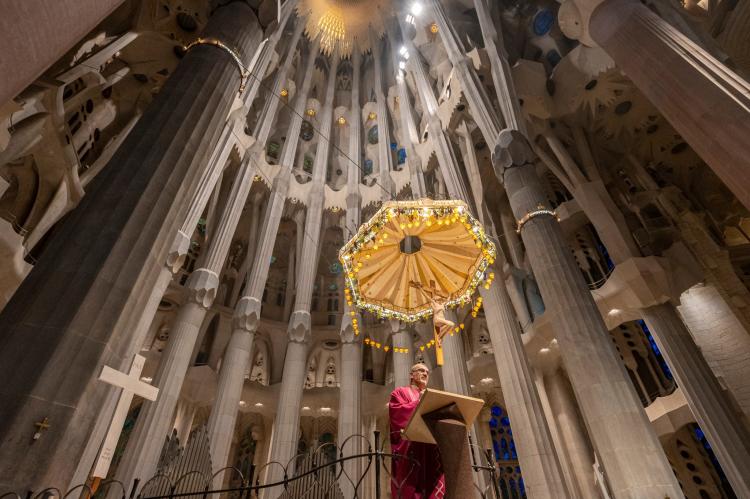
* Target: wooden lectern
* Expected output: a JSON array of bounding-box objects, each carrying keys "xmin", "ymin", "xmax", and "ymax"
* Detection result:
[{"xmin": 402, "ymin": 389, "xmax": 485, "ymax": 498}]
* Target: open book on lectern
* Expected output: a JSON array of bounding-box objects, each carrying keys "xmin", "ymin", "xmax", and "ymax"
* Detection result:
[{"xmin": 401, "ymin": 388, "xmax": 485, "ymax": 444}]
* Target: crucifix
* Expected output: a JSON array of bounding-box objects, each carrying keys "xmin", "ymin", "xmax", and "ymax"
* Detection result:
[
  {"xmin": 410, "ymin": 280, "xmax": 455, "ymax": 366},
  {"xmin": 92, "ymin": 354, "xmax": 159, "ymax": 479},
  {"xmin": 32, "ymin": 417, "xmax": 50, "ymax": 440}
]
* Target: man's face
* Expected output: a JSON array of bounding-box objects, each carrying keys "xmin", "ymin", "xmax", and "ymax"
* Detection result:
[{"xmin": 410, "ymin": 364, "xmax": 429, "ymax": 389}]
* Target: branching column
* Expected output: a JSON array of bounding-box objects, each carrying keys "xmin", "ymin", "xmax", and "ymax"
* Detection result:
[
  {"xmin": 0, "ymin": 3, "xmax": 260, "ymax": 491},
  {"xmin": 265, "ymin": 50, "xmax": 339, "ymax": 491},
  {"xmin": 495, "ymin": 130, "xmax": 682, "ymax": 497},
  {"xmin": 472, "ymin": 0, "xmax": 526, "ymax": 135},
  {"xmin": 589, "ymin": 0, "xmax": 750, "ymax": 210},
  {"xmin": 425, "ymin": 0, "xmax": 502, "ymax": 148}
]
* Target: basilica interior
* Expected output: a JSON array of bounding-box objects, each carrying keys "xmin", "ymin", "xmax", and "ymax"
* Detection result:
[{"xmin": 1, "ymin": 0, "xmax": 750, "ymax": 497}]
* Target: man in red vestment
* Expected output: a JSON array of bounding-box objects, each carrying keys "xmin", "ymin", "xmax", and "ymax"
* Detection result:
[{"xmin": 388, "ymin": 363, "xmax": 445, "ymax": 498}]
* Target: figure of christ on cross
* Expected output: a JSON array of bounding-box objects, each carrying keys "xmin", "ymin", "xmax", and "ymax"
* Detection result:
[
  {"xmin": 409, "ymin": 280, "xmax": 455, "ymax": 365},
  {"xmin": 388, "ymin": 363, "xmax": 445, "ymax": 498}
]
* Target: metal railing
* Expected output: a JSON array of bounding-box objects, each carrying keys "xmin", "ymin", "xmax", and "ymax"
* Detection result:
[{"xmin": 2, "ymin": 432, "xmax": 502, "ymax": 499}]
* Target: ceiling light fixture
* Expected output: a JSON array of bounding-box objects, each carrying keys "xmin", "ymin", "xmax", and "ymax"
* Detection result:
[{"xmin": 410, "ymin": 3, "xmax": 423, "ymax": 15}]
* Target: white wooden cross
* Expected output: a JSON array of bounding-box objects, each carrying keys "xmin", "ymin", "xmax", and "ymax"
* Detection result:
[{"xmin": 92, "ymin": 354, "xmax": 159, "ymax": 478}]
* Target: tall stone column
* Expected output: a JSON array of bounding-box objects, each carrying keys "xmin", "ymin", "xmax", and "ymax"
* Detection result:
[
  {"xmin": 370, "ymin": 30, "xmax": 394, "ymax": 200},
  {"xmin": 264, "ymin": 49, "xmax": 339, "ymax": 493},
  {"xmin": 390, "ymin": 321, "xmax": 414, "ymax": 387},
  {"xmin": 495, "ymin": 130, "xmax": 682, "ymax": 497},
  {"xmin": 534, "ymin": 372, "xmax": 580, "ymax": 497},
  {"xmin": 71, "ymin": 85, "xmax": 243, "ymax": 489},
  {"xmin": 387, "ymin": 24, "xmax": 426, "ymax": 199},
  {"xmin": 206, "ymin": 317, "xmax": 255, "ymax": 480},
  {"xmin": 173, "ymin": 399, "xmax": 197, "ymax": 446},
  {"xmin": 401, "ymin": 22, "xmax": 568, "ymax": 495},
  {"xmin": 230, "ymin": 193, "xmax": 264, "ymax": 306},
  {"xmin": 345, "ymin": 47, "xmax": 363, "ymax": 238},
  {"xmin": 587, "ymin": 0, "xmax": 750, "ymax": 210},
  {"xmin": 338, "ymin": 49, "xmax": 363, "ymax": 498},
  {"xmin": 0, "ymin": 3, "xmax": 260, "ymax": 491},
  {"xmin": 475, "ymin": 408, "xmax": 493, "ymax": 455},
  {"xmin": 545, "ymin": 368, "xmax": 599, "ymax": 499},
  {"xmin": 641, "ymin": 303, "xmax": 750, "ymax": 496},
  {"xmin": 479, "ymin": 283, "xmax": 569, "ymax": 498},
  {"xmin": 116, "ymin": 145, "xmax": 260, "ymax": 484},
  {"xmin": 338, "ymin": 313, "xmax": 362, "ymax": 499}
]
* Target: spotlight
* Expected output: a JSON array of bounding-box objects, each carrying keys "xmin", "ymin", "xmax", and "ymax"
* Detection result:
[{"xmin": 410, "ymin": 3, "xmax": 423, "ymax": 15}]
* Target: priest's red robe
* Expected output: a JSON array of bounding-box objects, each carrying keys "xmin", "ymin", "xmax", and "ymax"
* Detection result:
[{"xmin": 388, "ymin": 385, "xmax": 445, "ymax": 498}]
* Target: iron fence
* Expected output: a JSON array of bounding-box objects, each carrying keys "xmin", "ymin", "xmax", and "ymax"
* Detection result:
[{"xmin": 1, "ymin": 431, "xmax": 502, "ymax": 499}]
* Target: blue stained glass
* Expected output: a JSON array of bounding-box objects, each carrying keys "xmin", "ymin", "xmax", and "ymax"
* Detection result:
[
  {"xmin": 397, "ymin": 148, "xmax": 407, "ymax": 165},
  {"xmin": 501, "ymin": 416, "xmax": 510, "ymax": 427},
  {"xmin": 364, "ymin": 159, "xmax": 373, "ymax": 175},
  {"xmin": 638, "ymin": 320, "xmax": 673, "ymax": 379},
  {"xmin": 519, "ymin": 477, "xmax": 526, "ymax": 494},
  {"xmin": 489, "ymin": 417, "xmax": 499, "ymax": 428},
  {"xmin": 491, "ymin": 405, "xmax": 502, "ymax": 417},
  {"xmin": 695, "ymin": 427, "xmax": 706, "ymax": 442},
  {"xmin": 390, "ymin": 141, "xmax": 397, "ymax": 151},
  {"xmin": 508, "ymin": 429, "xmax": 512, "ymax": 436},
  {"xmin": 532, "ymin": 9, "xmax": 554, "ymax": 36}
]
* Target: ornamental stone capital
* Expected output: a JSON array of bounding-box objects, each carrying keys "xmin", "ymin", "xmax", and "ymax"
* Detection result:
[
  {"xmin": 184, "ymin": 268, "xmax": 220, "ymax": 308},
  {"xmin": 288, "ymin": 310, "xmax": 311, "ymax": 343},
  {"xmin": 492, "ymin": 129, "xmax": 537, "ymax": 179},
  {"xmin": 233, "ymin": 295, "xmax": 262, "ymax": 332},
  {"xmin": 166, "ymin": 230, "xmax": 192, "ymax": 273},
  {"xmin": 339, "ymin": 313, "xmax": 360, "ymax": 344}
]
